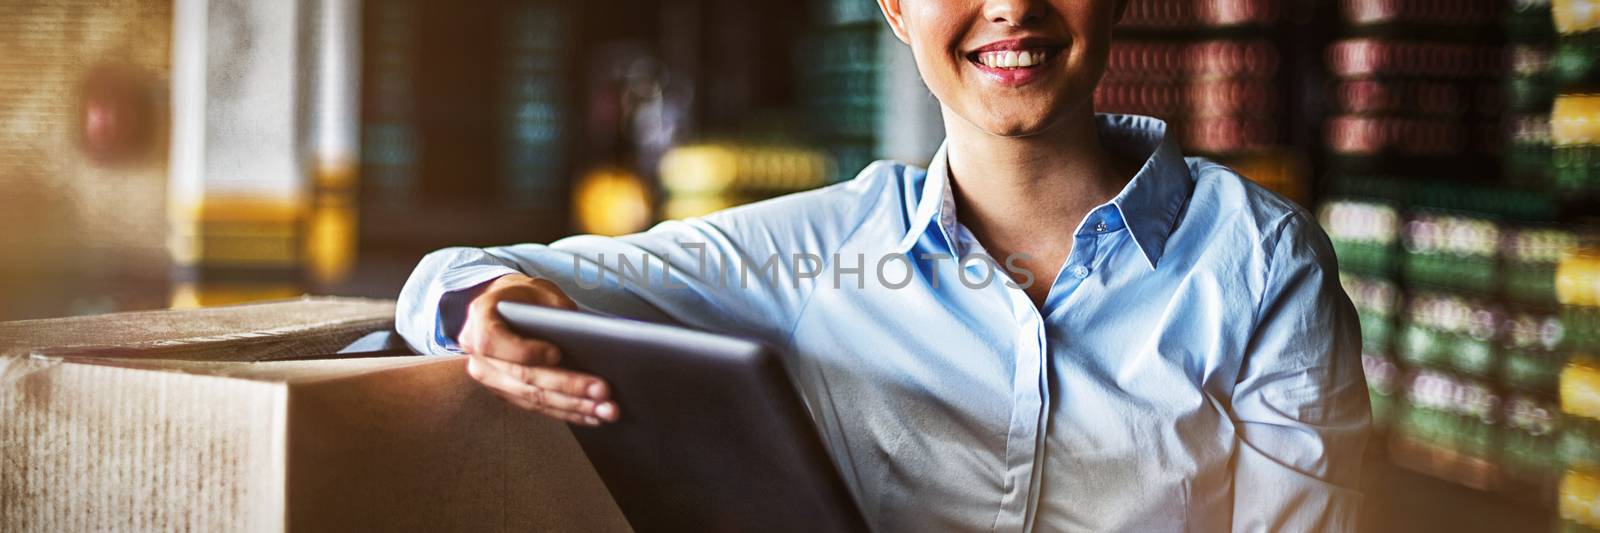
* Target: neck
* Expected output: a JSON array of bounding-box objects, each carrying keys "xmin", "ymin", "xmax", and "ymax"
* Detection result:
[{"xmin": 942, "ymin": 107, "xmax": 1132, "ymax": 259}]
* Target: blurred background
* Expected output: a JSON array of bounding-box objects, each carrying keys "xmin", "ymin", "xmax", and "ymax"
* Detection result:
[{"xmin": 3, "ymin": 0, "xmax": 1600, "ymax": 530}]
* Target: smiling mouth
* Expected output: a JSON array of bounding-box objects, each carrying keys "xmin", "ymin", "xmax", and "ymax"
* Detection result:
[{"xmin": 969, "ymin": 48, "xmax": 1055, "ymax": 69}]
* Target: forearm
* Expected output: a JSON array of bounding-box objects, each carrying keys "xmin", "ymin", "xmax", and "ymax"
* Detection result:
[{"xmin": 396, "ymin": 227, "xmax": 806, "ymax": 354}]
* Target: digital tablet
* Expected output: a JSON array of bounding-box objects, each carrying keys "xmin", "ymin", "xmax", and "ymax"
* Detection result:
[{"xmin": 495, "ymin": 301, "xmax": 870, "ymax": 533}]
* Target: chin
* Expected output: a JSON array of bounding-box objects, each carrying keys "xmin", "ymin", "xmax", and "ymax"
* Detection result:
[
  {"xmin": 983, "ymin": 119, "xmax": 1052, "ymax": 138},
  {"xmin": 973, "ymin": 102, "xmax": 1074, "ymax": 138}
]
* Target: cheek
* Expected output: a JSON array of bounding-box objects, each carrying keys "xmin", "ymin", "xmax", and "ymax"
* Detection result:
[
  {"xmin": 902, "ymin": 0, "xmax": 966, "ymax": 39},
  {"xmin": 904, "ymin": 34, "xmax": 966, "ymax": 105},
  {"xmin": 910, "ymin": 47, "xmax": 978, "ymax": 126},
  {"xmin": 900, "ymin": 1, "xmax": 968, "ymax": 74}
]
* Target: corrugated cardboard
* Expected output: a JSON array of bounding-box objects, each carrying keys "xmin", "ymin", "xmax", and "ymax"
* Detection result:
[
  {"xmin": 0, "ymin": 299, "xmax": 631, "ymax": 532},
  {"xmin": 0, "ymin": 296, "xmax": 399, "ymax": 363}
]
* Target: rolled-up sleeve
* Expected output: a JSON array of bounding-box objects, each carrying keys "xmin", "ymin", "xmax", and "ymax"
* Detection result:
[
  {"xmin": 393, "ymin": 178, "xmax": 882, "ymax": 355},
  {"xmin": 1230, "ymin": 214, "xmax": 1371, "ymax": 532},
  {"xmin": 395, "ymin": 246, "xmax": 525, "ymax": 354}
]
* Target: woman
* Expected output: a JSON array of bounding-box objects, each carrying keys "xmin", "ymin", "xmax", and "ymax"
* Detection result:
[{"xmin": 396, "ymin": 0, "xmax": 1369, "ymax": 531}]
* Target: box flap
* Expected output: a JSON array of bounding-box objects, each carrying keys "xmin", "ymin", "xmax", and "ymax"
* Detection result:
[
  {"xmin": 0, "ymin": 296, "xmax": 396, "ymax": 362},
  {"xmin": 38, "ymin": 355, "xmax": 447, "ymax": 385}
]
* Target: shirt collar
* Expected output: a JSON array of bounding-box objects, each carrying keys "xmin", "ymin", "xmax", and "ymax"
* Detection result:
[{"xmin": 895, "ymin": 113, "xmax": 1193, "ymax": 270}]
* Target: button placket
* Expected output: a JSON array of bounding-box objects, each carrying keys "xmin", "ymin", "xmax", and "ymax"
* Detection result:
[
  {"xmin": 990, "ymin": 262, "xmax": 1047, "ymax": 533},
  {"xmin": 995, "ymin": 210, "xmax": 1113, "ymax": 529}
]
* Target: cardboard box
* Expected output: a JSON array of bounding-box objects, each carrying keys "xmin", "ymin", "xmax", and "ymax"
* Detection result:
[
  {"xmin": 0, "ymin": 296, "xmax": 402, "ymax": 362},
  {"xmin": 1, "ymin": 299, "xmax": 630, "ymax": 532}
]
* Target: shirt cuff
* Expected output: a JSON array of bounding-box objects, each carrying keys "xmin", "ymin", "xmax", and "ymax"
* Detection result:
[{"xmin": 431, "ymin": 266, "xmax": 522, "ymax": 352}]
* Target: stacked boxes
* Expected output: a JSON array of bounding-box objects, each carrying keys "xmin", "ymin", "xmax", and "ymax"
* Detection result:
[
  {"xmin": 1348, "ymin": 272, "xmax": 1405, "ymax": 431},
  {"xmin": 1500, "ymin": 223, "xmax": 1576, "ymax": 499},
  {"xmin": 1559, "ymin": 250, "xmax": 1600, "ymax": 531},
  {"xmin": 0, "ymin": 299, "xmax": 629, "ymax": 531},
  {"xmin": 1378, "ymin": 186, "xmax": 1576, "ymax": 498},
  {"xmin": 1509, "ymin": 0, "xmax": 1557, "ymax": 187},
  {"xmin": 1552, "ymin": 0, "xmax": 1600, "ymax": 193},
  {"xmin": 1499, "ymin": 0, "xmax": 1578, "ymax": 504},
  {"xmin": 1097, "ymin": 39, "xmax": 1282, "ymax": 154},
  {"xmin": 1096, "ymin": 0, "xmax": 1308, "ymax": 203},
  {"xmin": 1550, "ymin": 0, "xmax": 1600, "ymax": 526},
  {"xmin": 1322, "ymin": 0, "xmax": 1506, "ymax": 485},
  {"xmin": 1317, "ymin": 0, "xmax": 1600, "ymax": 512},
  {"xmin": 1321, "ymin": 177, "xmax": 1408, "ymax": 443},
  {"xmin": 1321, "ymin": 190, "xmax": 1407, "ymax": 437},
  {"xmin": 1323, "ymin": 0, "xmax": 1506, "ymax": 230},
  {"xmin": 1553, "ymin": 94, "xmax": 1600, "ymax": 192},
  {"xmin": 1500, "ymin": 303, "xmax": 1566, "ymax": 498},
  {"xmin": 1392, "ymin": 288, "xmax": 1506, "ymax": 489},
  {"xmin": 1325, "ymin": 41, "xmax": 1504, "ymax": 161}
]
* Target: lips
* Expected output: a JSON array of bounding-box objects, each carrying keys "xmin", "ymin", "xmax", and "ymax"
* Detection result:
[
  {"xmin": 973, "ymin": 49, "xmax": 1050, "ymax": 68},
  {"xmin": 964, "ymin": 38, "xmax": 1066, "ymax": 86}
]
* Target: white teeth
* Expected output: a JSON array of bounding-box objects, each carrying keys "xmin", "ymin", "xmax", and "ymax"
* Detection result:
[{"xmin": 977, "ymin": 49, "xmax": 1048, "ymax": 69}]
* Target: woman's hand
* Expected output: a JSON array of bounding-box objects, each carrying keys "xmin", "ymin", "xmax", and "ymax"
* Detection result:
[{"xmin": 459, "ymin": 273, "xmax": 619, "ymax": 426}]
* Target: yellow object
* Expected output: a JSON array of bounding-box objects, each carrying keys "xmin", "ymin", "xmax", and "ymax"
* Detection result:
[
  {"xmin": 170, "ymin": 197, "xmax": 304, "ymax": 267},
  {"xmin": 660, "ymin": 145, "xmax": 740, "ymax": 193},
  {"xmin": 169, "ymin": 282, "xmax": 304, "ymax": 309},
  {"xmin": 1555, "ymin": 0, "xmax": 1600, "ymax": 34},
  {"xmin": 1563, "ymin": 360, "xmax": 1600, "ymax": 419},
  {"xmin": 305, "ymin": 160, "xmax": 360, "ymax": 285},
  {"xmin": 659, "ymin": 143, "xmax": 829, "ymax": 195},
  {"xmin": 1559, "ymin": 250, "xmax": 1600, "ymax": 306},
  {"xmin": 1553, "ymin": 95, "xmax": 1600, "ymax": 146},
  {"xmin": 662, "ymin": 195, "xmax": 740, "ymax": 220},
  {"xmin": 1563, "ymin": 469, "xmax": 1600, "ymax": 527},
  {"xmin": 305, "ymin": 199, "xmax": 357, "ymax": 285},
  {"xmin": 573, "ymin": 165, "xmax": 654, "ymax": 236}
]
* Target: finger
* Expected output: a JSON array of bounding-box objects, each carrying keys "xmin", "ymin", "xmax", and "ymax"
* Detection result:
[
  {"xmin": 473, "ymin": 355, "xmax": 604, "ymax": 416},
  {"xmin": 478, "ymin": 354, "xmax": 605, "ymax": 399},
  {"xmin": 467, "ymin": 340, "xmax": 604, "ymax": 398},
  {"xmin": 483, "ymin": 383, "xmax": 538, "ymax": 411},
  {"xmin": 475, "ymin": 317, "xmax": 562, "ymax": 366},
  {"xmin": 480, "ymin": 383, "xmax": 598, "ymax": 426},
  {"xmin": 471, "ymin": 355, "xmax": 609, "ymax": 416},
  {"xmin": 536, "ymin": 405, "xmax": 601, "ymax": 426},
  {"xmin": 481, "ymin": 369, "xmax": 571, "ymax": 419},
  {"xmin": 486, "ymin": 388, "xmax": 600, "ymax": 426},
  {"xmin": 474, "ymin": 364, "xmax": 616, "ymax": 425},
  {"xmin": 476, "ymin": 355, "xmax": 618, "ymax": 421}
]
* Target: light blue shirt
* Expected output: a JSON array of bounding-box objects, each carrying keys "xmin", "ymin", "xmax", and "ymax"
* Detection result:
[{"xmin": 396, "ymin": 114, "xmax": 1369, "ymax": 532}]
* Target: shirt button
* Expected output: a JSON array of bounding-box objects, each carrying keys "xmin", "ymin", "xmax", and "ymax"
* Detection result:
[
  {"xmin": 1071, "ymin": 265, "xmax": 1090, "ymax": 278},
  {"xmin": 1093, "ymin": 220, "xmax": 1108, "ymax": 233}
]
